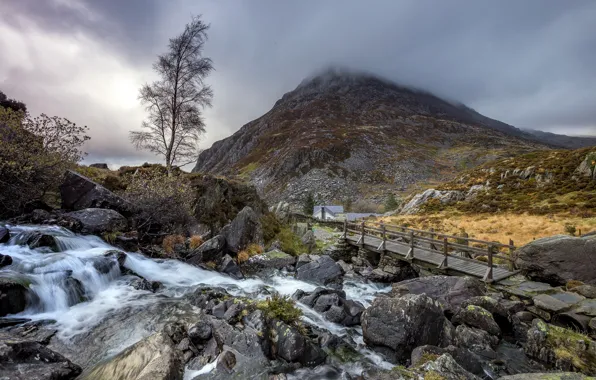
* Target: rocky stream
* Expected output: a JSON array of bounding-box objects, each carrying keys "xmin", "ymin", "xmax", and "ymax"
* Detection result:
[{"xmin": 1, "ymin": 222, "xmax": 596, "ymax": 380}]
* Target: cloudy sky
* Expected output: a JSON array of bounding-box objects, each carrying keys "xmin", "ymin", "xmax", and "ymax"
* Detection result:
[{"xmin": 1, "ymin": 0, "xmax": 595, "ymax": 168}]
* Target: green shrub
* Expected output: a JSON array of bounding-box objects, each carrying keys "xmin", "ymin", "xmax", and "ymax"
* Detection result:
[
  {"xmin": 276, "ymin": 227, "xmax": 306, "ymax": 256},
  {"xmin": 564, "ymin": 223, "xmax": 577, "ymax": 236},
  {"xmin": 123, "ymin": 171, "xmax": 194, "ymax": 235},
  {"xmin": 0, "ymin": 106, "xmax": 89, "ymax": 217},
  {"xmin": 261, "ymin": 212, "xmax": 282, "ymax": 245},
  {"xmin": 257, "ymin": 294, "xmax": 302, "ymax": 325}
]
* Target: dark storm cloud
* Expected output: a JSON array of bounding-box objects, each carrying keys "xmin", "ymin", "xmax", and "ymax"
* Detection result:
[{"xmin": 0, "ymin": 0, "xmax": 594, "ymax": 168}]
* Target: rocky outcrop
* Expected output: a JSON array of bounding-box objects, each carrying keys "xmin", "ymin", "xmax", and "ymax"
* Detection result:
[
  {"xmin": 293, "ymin": 287, "xmax": 365, "ymax": 326},
  {"xmin": 0, "ymin": 331, "xmax": 82, "ymax": 380},
  {"xmin": 296, "ymin": 255, "xmax": 343, "ymax": 287},
  {"xmin": 241, "ymin": 250, "xmax": 296, "ymax": 274},
  {"xmin": 361, "ymin": 294, "xmax": 454, "ymax": 363},
  {"xmin": 268, "ymin": 320, "xmax": 326, "ymax": 366},
  {"xmin": 524, "ymin": 319, "xmax": 596, "ymax": 375},
  {"xmin": 391, "ymin": 276, "xmax": 486, "ymax": 314},
  {"xmin": 513, "ymin": 234, "xmax": 596, "ymax": 286},
  {"xmin": 222, "ymin": 206, "xmax": 263, "ymax": 254},
  {"xmin": 189, "ymin": 174, "xmax": 267, "ymax": 234},
  {"xmin": 401, "ymin": 189, "xmax": 466, "ymax": 214},
  {"xmin": 64, "ymin": 208, "xmax": 127, "ymax": 234},
  {"xmin": 60, "ymin": 170, "xmax": 136, "ymax": 216},
  {"xmin": 0, "ymin": 277, "xmax": 28, "ymax": 317},
  {"xmin": 186, "ymin": 235, "xmax": 226, "ymax": 266},
  {"xmin": 574, "ymin": 152, "xmax": 596, "ymax": 180},
  {"xmin": 81, "ymin": 328, "xmax": 184, "ymax": 380}
]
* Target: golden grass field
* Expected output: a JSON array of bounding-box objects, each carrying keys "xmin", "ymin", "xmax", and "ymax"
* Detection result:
[{"xmin": 379, "ymin": 212, "xmax": 596, "ymax": 247}]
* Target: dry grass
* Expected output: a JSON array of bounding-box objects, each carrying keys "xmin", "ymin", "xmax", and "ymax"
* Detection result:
[
  {"xmin": 162, "ymin": 234, "xmax": 186, "ymax": 255},
  {"xmin": 237, "ymin": 243, "xmax": 264, "ymax": 264},
  {"xmin": 189, "ymin": 235, "xmax": 204, "ymax": 250},
  {"xmin": 380, "ymin": 212, "xmax": 596, "ymax": 247}
]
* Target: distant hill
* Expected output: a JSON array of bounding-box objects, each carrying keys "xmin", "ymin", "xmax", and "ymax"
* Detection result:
[
  {"xmin": 193, "ymin": 68, "xmax": 587, "ymax": 206},
  {"xmin": 402, "ymin": 147, "xmax": 596, "ymax": 216}
]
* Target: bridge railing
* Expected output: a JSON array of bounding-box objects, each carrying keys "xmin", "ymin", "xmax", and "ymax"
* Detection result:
[{"xmin": 343, "ymin": 220, "xmax": 517, "ymax": 283}]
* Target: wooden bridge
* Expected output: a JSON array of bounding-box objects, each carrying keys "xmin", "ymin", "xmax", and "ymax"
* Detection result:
[{"xmin": 343, "ymin": 221, "xmax": 519, "ymax": 283}]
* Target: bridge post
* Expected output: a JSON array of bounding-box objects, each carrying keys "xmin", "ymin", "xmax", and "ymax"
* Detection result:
[
  {"xmin": 430, "ymin": 228, "xmax": 437, "ymax": 251},
  {"xmin": 405, "ymin": 231, "xmax": 415, "ymax": 261},
  {"xmin": 357, "ymin": 221, "xmax": 365, "ymax": 247},
  {"xmin": 508, "ymin": 239, "xmax": 515, "ymax": 271},
  {"xmin": 483, "ymin": 244, "xmax": 494, "ymax": 283},
  {"xmin": 342, "ymin": 220, "xmax": 348, "ymax": 239},
  {"xmin": 438, "ymin": 237, "xmax": 448, "ymax": 270},
  {"xmin": 377, "ymin": 222, "xmax": 387, "ymax": 252}
]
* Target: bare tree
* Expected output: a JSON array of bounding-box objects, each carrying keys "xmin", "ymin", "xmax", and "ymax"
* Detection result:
[{"xmin": 131, "ymin": 16, "xmax": 213, "ymax": 174}]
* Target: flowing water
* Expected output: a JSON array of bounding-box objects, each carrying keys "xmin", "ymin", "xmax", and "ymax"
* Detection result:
[{"xmin": 1, "ymin": 225, "xmax": 393, "ymax": 377}]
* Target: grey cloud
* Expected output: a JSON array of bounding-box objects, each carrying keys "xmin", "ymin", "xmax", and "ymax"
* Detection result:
[{"xmin": 0, "ymin": 0, "xmax": 594, "ymax": 167}]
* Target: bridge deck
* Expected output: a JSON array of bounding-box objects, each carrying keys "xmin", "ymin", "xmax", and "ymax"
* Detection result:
[{"xmin": 345, "ymin": 234, "xmax": 516, "ymax": 283}]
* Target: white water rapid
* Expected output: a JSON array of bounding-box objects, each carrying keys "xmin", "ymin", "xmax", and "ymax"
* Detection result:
[{"xmin": 1, "ymin": 225, "xmax": 393, "ymax": 377}]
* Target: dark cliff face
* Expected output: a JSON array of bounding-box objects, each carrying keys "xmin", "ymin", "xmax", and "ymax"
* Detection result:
[{"xmin": 193, "ymin": 69, "xmax": 551, "ymax": 205}]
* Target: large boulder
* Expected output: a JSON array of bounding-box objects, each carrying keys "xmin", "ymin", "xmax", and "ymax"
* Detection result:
[
  {"xmin": 452, "ymin": 305, "xmax": 501, "ymax": 336},
  {"xmin": 513, "ymin": 234, "xmax": 596, "ymax": 286},
  {"xmin": 241, "ymin": 249, "xmax": 296, "ymax": 274},
  {"xmin": 64, "ymin": 208, "xmax": 127, "ymax": 234},
  {"xmin": 296, "ymin": 255, "xmax": 343, "ymax": 287},
  {"xmin": 0, "ymin": 254, "xmax": 12, "ymax": 268},
  {"xmin": 574, "ymin": 152, "xmax": 596, "ymax": 180},
  {"xmin": 60, "ymin": 170, "xmax": 136, "ymax": 216},
  {"xmin": 222, "ymin": 206, "xmax": 264, "ymax": 254},
  {"xmin": 81, "ymin": 329, "xmax": 184, "ymax": 380},
  {"xmin": 0, "ymin": 331, "xmax": 82, "ymax": 380},
  {"xmin": 218, "ymin": 254, "xmax": 244, "ymax": 279},
  {"xmin": 361, "ymin": 294, "xmax": 454, "ymax": 363},
  {"xmin": 401, "ymin": 189, "xmax": 465, "ymax": 214},
  {"xmin": 391, "ymin": 276, "xmax": 486, "ymax": 315},
  {"xmin": 293, "ymin": 287, "xmax": 365, "ymax": 326},
  {"xmin": 186, "ymin": 235, "xmax": 226, "ymax": 266},
  {"xmin": 0, "ymin": 277, "xmax": 28, "ymax": 317},
  {"xmin": 268, "ymin": 320, "xmax": 326, "ymax": 366}
]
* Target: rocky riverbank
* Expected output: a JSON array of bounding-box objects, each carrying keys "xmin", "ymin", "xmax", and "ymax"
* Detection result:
[{"xmin": 1, "ymin": 170, "xmax": 596, "ymax": 380}]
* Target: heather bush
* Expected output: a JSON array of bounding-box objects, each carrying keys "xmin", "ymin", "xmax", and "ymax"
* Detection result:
[
  {"xmin": 123, "ymin": 171, "xmax": 195, "ymax": 235},
  {"xmin": 0, "ymin": 106, "xmax": 89, "ymax": 217}
]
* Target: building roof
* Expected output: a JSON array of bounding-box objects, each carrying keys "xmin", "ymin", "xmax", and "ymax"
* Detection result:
[{"xmin": 313, "ymin": 205, "xmax": 344, "ymax": 215}]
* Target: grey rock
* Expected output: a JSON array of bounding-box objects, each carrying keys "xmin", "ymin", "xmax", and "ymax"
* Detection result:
[
  {"xmin": 210, "ymin": 318, "xmax": 267, "ymax": 360},
  {"xmin": 217, "ymin": 254, "xmax": 243, "ymax": 280},
  {"xmin": 532, "ymin": 294, "xmax": 575, "ymax": 313},
  {"xmin": 222, "ymin": 206, "xmax": 263, "ymax": 254},
  {"xmin": 0, "ymin": 226, "xmax": 10, "ymax": 243},
  {"xmin": 301, "ymin": 230, "xmax": 316, "ymax": 253},
  {"xmin": 296, "ymin": 253, "xmax": 312, "ymax": 269},
  {"xmin": 81, "ymin": 329, "xmax": 183, "ymax": 380},
  {"xmin": 574, "ymin": 152, "xmax": 596, "ymax": 180},
  {"xmin": 269, "ymin": 320, "xmax": 326, "ymax": 366},
  {"xmin": 392, "ymin": 275, "xmax": 486, "ymax": 314},
  {"xmin": 513, "ymin": 234, "xmax": 596, "ymax": 286},
  {"xmin": 419, "ymin": 353, "xmax": 480, "ymax": 380},
  {"xmin": 452, "ymin": 305, "xmax": 501, "ymax": 336},
  {"xmin": 60, "ymin": 170, "xmax": 136, "ymax": 216},
  {"xmin": 363, "ymin": 265, "xmax": 417, "ymax": 284},
  {"xmin": 242, "ymin": 250, "xmax": 296, "ymax": 274},
  {"xmin": 454, "ymin": 325, "xmax": 498, "ymax": 352},
  {"xmin": 0, "ymin": 331, "xmax": 82, "ymax": 380},
  {"xmin": 188, "ymin": 321, "xmax": 212, "ymax": 344},
  {"xmin": 186, "ymin": 235, "xmax": 226, "ymax": 266},
  {"xmin": 0, "ymin": 277, "xmax": 28, "ymax": 317},
  {"xmin": 65, "ymin": 208, "xmax": 127, "ymax": 234},
  {"xmin": 296, "ymin": 255, "xmax": 342, "ymax": 286},
  {"xmin": 571, "ymin": 284, "xmax": 596, "ymax": 299},
  {"xmin": 361, "ymin": 294, "xmax": 453, "ymax": 363},
  {"xmin": 0, "ymin": 254, "xmax": 12, "ymax": 268},
  {"xmin": 401, "ymin": 189, "xmax": 465, "ymax": 214}
]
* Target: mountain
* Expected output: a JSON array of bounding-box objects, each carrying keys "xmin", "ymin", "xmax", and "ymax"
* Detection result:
[
  {"xmin": 193, "ymin": 69, "xmax": 560, "ymax": 205},
  {"xmin": 525, "ymin": 130, "xmax": 596, "ymax": 149}
]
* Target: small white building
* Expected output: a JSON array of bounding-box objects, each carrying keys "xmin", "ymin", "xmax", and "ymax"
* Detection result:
[{"xmin": 313, "ymin": 205, "xmax": 344, "ymax": 220}]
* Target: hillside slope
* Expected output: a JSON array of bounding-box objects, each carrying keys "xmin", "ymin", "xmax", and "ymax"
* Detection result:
[{"xmin": 193, "ymin": 69, "xmax": 552, "ymax": 205}]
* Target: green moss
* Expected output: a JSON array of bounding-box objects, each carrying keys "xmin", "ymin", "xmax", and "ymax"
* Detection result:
[
  {"xmin": 424, "ymin": 371, "xmax": 446, "ymax": 380},
  {"xmin": 466, "ymin": 304, "xmax": 493, "ymax": 318},
  {"xmin": 413, "ymin": 352, "xmax": 440, "ymax": 367},
  {"xmin": 276, "ymin": 227, "xmax": 307, "ymax": 256},
  {"xmin": 538, "ymin": 320, "xmax": 596, "ymax": 373}
]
